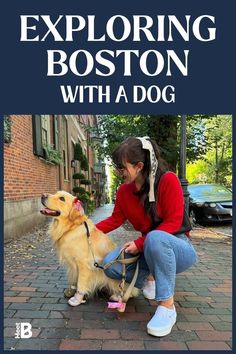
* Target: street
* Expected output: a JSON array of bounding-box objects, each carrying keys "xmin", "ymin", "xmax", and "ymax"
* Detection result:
[
  {"xmin": 194, "ymin": 223, "xmax": 232, "ymax": 238},
  {"xmin": 208, "ymin": 224, "xmax": 232, "ymax": 237},
  {"xmin": 4, "ymin": 204, "xmax": 232, "ymax": 351}
]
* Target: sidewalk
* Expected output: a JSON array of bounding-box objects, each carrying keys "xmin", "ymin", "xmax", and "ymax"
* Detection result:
[{"xmin": 4, "ymin": 204, "xmax": 232, "ymax": 350}]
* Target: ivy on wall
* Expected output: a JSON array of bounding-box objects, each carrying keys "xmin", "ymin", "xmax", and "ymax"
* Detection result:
[{"xmin": 4, "ymin": 116, "xmax": 12, "ymax": 143}]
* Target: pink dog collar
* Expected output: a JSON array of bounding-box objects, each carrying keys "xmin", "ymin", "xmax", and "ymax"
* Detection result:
[{"xmin": 73, "ymin": 197, "xmax": 83, "ymax": 211}]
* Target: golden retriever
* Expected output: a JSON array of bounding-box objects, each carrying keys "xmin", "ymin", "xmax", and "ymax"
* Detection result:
[{"xmin": 40, "ymin": 191, "xmax": 138, "ymax": 308}]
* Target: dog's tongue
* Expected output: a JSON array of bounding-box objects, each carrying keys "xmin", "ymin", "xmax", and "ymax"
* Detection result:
[{"xmin": 40, "ymin": 208, "xmax": 59, "ymax": 216}]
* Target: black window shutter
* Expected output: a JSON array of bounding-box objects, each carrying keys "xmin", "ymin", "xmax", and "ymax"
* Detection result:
[
  {"xmin": 53, "ymin": 115, "xmax": 59, "ymax": 150},
  {"xmin": 32, "ymin": 115, "xmax": 43, "ymax": 156}
]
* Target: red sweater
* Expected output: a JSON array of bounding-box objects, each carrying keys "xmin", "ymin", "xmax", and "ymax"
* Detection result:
[{"xmin": 96, "ymin": 172, "xmax": 185, "ymax": 252}]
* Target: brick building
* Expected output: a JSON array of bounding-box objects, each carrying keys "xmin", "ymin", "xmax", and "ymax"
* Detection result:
[{"xmin": 4, "ymin": 115, "xmax": 107, "ymax": 242}]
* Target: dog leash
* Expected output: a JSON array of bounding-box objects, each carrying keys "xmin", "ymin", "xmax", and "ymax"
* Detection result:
[
  {"xmin": 84, "ymin": 221, "xmax": 105, "ymax": 269},
  {"xmin": 105, "ymin": 248, "xmax": 140, "ymax": 312},
  {"xmin": 84, "ymin": 221, "xmax": 140, "ymax": 269},
  {"xmin": 83, "ymin": 221, "xmax": 140, "ymax": 310}
]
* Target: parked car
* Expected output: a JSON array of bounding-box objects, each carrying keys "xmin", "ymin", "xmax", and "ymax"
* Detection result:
[{"xmin": 188, "ymin": 184, "xmax": 232, "ymax": 225}]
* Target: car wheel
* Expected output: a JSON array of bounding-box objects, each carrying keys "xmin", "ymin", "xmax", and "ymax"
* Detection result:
[{"xmin": 189, "ymin": 209, "xmax": 198, "ymax": 227}]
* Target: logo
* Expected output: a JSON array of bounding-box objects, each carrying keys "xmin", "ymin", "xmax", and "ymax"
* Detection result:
[{"xmin": 15, "ymin": 322, "xmax": 32, "ymax": 339}]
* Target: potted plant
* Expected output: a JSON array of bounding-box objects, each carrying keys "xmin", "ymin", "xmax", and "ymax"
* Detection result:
[
  {"xmin": 72, "ymin": 172, "xmax": 85, "ymax": 180},
  {"xmin": 80, "ymin": 179, "xmax": 92, "ymax": 185},
  {"xmin": 43, "ymin": 144, "xmax": 63, "ymax": 165},
  {"xmin": 72, "ymin": 186, "xmax": 86, "ymax": 195}
]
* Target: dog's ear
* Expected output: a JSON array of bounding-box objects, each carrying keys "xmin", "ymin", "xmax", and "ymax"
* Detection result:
[{"xmin": 69, "ymin": 197, "xmax": 84, "ymax": 222}]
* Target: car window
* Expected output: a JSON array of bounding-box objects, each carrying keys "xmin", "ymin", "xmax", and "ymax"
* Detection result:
[{"xmin": 188, "ymin": 185, "xmax": 232, "ymax": 198}]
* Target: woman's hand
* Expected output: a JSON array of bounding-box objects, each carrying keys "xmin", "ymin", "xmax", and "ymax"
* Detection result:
[{"xmin": 123, "ymin": 241, "xmax": 139, "ymax": 255}]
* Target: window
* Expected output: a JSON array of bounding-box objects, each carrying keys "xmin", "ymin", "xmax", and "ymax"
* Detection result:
[
  {"xmin": 32, "ymin": 115, "xmax": 43, "ymax": 156},
  {"xmin": 53, "ymin": 116, "xmax": 59, "ymax": 150},
  {"xmin": 41, "ymin": 115, "xmax": 51, "ymax": 146},
  {"xmin": 32, "ymin": 115, "xmax": 56, "ymax": 158}
]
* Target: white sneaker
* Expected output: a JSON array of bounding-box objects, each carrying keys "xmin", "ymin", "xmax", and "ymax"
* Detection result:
[
  {"xmin": 143, "ymin": 280, "xmax": 155, "ymax": 300},
  {"xmin": 68, "ymin": 293, "xmax": 86, "ymax": 306},
  {"xmin": 147, "ymin": 305, "xmax": 177, "ymax": 337}
]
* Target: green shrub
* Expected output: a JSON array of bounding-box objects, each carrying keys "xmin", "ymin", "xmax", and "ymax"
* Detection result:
[
  {"xmin": 78, "ymin": 192, "xmax": 90, "ymax": 202},
  {"xmin": 86, "ymin": 200, "xmax": 96, "ymax": 215},
  {"xmin": 72, "ymin": 172, "xmax": 85, "ymax": 180},
  {"xmin": 74, "ymin": 143, "xmax": 84, "ymax": 161},
  {"xmin": 43, "ymin": 144, "xmax": 63, "ymax": 165},
  {"xmin": 4, "ymin": 116, "xmax": 12, "ymax": 143},
  {"xmin": 72, "ymin": 186, "xmax": 86, "ymax": 194},
  {"xmin": 81, "ymin": 155, "xmax": 89, "ymax": 171},
  {"xmin": 80, "ymin": 179, "xmax": 92, "ymax": 185}
]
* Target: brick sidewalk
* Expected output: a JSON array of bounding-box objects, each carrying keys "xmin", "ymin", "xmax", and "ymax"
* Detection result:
[{"xmin": 4, "ymin": 204, "xmax": 232, "ymax": 350}]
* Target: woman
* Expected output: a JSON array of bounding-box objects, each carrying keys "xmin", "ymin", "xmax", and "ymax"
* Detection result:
[{"xmin": 96, "ymin": 136, "xmax": 198, "ymax": 337}]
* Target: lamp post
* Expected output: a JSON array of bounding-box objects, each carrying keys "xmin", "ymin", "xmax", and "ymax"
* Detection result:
[{"xmin": 179, "ymin": 115, "xmax": 190, "ymax": 212}]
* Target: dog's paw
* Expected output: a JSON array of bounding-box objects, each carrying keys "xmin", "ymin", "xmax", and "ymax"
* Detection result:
[{"xmin": 64, "ymin": 287, "xmax": 76, "ymax": 298}]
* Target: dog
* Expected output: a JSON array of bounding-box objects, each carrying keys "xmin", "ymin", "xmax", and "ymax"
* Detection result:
[{"xmin": 40, "ymin": 191, "xmax": 139, "ymax": 307}]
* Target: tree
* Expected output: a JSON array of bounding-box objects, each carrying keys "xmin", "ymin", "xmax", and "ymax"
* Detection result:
[
  {"xmin": 185, "ymin": 115, "xmax": 216, "ymax": 162},
  {"xmin": 96, "ymin": 114, "xmax": 218, "ymax": 169},
  {"xmin": 90, "ymin": 115, "xmax": 232, "ymax": 194},
  {"xmin": 147, "ymin": 115, "xmax": 179, "ymax": 170},
  {"xmin": 95, "ymin": 115, "xmax": 179, "ymax": 170},
  {"xmin": 93, "ymin": 115, "xmax": 180, "ymax": 196},
  {"xmin": 203, "ymin": 115, "xmax": 232, "ymax": 184},
  {"xmin": 187, "ymin": 160, "xmax": 208, "ymax": 184},
  {"xmin": 109, "ymin": 167, "xmax": 121, "ymax": 202},
  {"xmin": 186, "ymin": 115, "xmax": 232, "ymax": 186}
]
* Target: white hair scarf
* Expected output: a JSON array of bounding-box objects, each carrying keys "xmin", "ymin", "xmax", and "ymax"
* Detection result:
[{"xmin": 137, "ymin": 136, "xmax": 158, "ymax": 202}]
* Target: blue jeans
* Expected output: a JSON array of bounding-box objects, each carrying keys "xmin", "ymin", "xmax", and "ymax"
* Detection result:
[{"xmin": 102, "ymin": 230, "xmax": 198, "ymax": 301}]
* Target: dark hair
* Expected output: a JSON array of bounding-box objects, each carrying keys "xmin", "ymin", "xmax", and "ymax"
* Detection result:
[{"xmin": 112, "ymin": 137, "xmax": 169, "ymax": 229}]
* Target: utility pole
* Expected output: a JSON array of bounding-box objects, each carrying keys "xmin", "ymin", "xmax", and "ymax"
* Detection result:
[{"xmin": 179, "ymin": 115, "xmax": 190, "ymax": 212}]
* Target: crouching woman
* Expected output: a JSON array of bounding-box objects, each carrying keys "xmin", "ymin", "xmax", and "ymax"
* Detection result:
[{"xmin": 96, "ymin": 137, "xmax": 198, "ymax": 337}]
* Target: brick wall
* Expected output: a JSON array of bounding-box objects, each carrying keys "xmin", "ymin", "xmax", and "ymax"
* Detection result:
[{"xmin": 4, "ymin": 115, "xmax": 59, "ymax": 201}]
